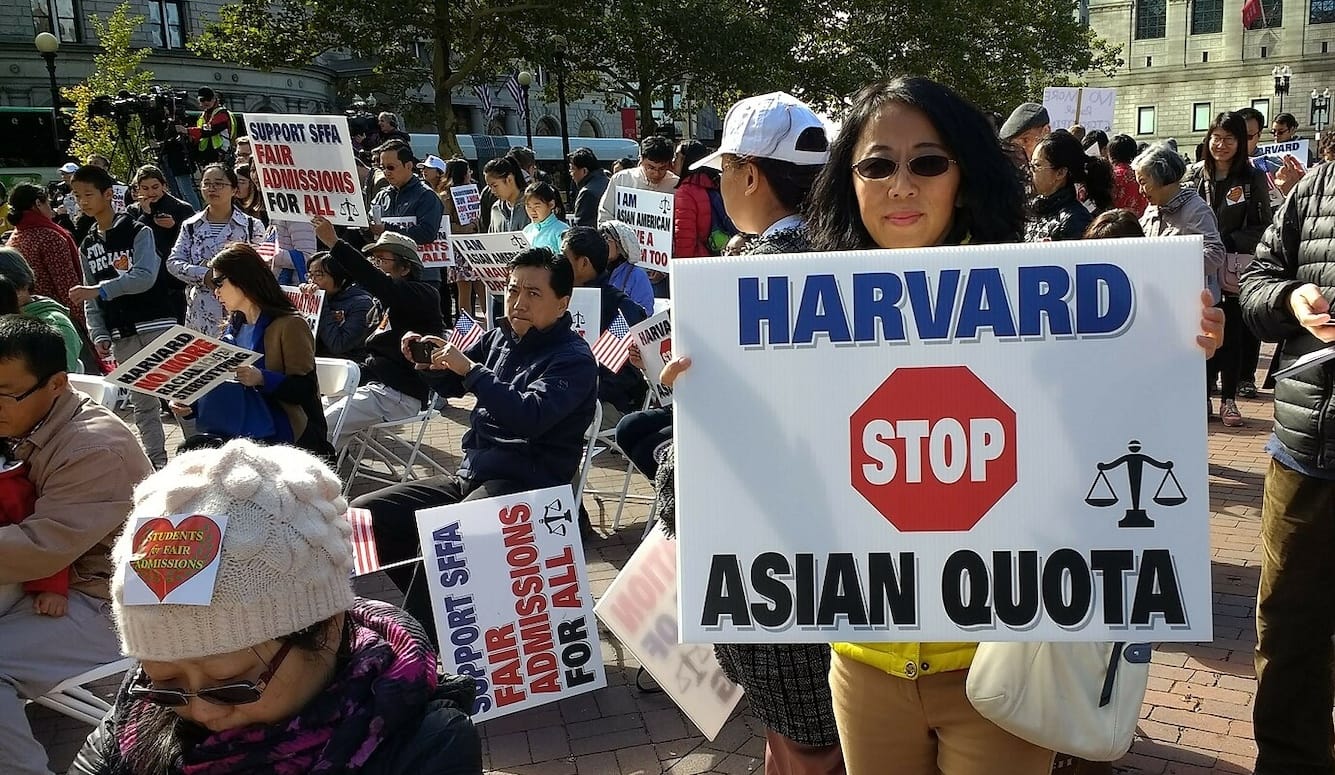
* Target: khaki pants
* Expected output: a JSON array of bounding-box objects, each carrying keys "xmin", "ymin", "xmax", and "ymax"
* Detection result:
[
  {"xmin": 829, "ymin": 651, "xmax": 1054, "ymax": 775},
  {"xmin": 1254, "ymin": 458, "xmax": 1335, "ymax": 774}
]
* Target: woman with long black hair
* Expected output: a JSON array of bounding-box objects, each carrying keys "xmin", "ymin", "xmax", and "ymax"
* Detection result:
[{"xmin": 1024, "ymin": 130, "xmax": 1115, "ymax": 241}]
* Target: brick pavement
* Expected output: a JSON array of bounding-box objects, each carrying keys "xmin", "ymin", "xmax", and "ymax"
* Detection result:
[{"xmin": 28, "ymin": 383, "xmax": 1276, "ymax": 774}]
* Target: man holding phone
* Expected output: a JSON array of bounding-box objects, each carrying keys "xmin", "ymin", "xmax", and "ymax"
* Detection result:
[{"xmin": 351, "ymin": 246, "xmax": 598, "ymax": 644}]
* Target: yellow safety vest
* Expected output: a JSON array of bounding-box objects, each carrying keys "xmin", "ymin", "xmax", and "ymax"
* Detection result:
[{"xmin": 196, "ymin": 108, "xmax": 235, "ymax": 153}]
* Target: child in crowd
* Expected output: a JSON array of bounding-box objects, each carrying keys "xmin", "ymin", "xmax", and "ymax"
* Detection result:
[
  {"xmin": 0, "ymin": 453, "xmax": 65, "ymax": 616},
  {"xmin": 521, "ymin": 182, "xmax": 570, "ymax": 253}
]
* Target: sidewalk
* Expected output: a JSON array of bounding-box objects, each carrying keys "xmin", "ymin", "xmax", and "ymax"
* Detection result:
[{"xmin": 29, "ymin": 388, "xmax": 1271, "ymax": 774}]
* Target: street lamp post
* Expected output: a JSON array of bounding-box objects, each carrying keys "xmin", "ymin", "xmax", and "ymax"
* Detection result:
[
  {"xmin": 1273, "ymin": 65, "xmax": 1293, "ymax": 113},
  {"xmin": 34, "ymin": 32, "xmax": 61, "ymax": 159},
  {"xmin": 551, "ymin": 35, "xmax": 571, "ymax": 162},
  {"xmin": 517, "ymin": 70, "xmax": 533, "ymax": 148},
  {"xmin": 1312, "ymin": 88, "xmax": 1332, "ymax": 139}
]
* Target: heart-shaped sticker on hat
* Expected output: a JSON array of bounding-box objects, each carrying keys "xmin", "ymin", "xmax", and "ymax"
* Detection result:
[{"xmin": 123, "ymin": 513, "xmax": 229, "ymax": 606}]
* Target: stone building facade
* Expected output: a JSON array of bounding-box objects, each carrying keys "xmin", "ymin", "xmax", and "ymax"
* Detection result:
[{"xmin": 1085, "ymin": 0, "xmax": 1335, "ymax": 145}]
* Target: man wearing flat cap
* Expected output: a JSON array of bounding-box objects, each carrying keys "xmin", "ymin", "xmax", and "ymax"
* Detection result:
[
  {"xmin": 1000, "ymin": 102, "xmax": 1051, "ymax": 162},
  {"xmin": 313, "ymin": 218, "xmax": 444, "ymax": 447}
]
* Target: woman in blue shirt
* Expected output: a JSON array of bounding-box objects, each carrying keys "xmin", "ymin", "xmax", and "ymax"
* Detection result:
[{"xmin": 521, "ymin": 182, "xmax": 569, "ymax": 252}]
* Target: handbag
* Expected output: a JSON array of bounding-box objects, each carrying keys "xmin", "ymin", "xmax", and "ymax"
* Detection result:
[
  {"xmin": 1220, "ymin": 252, "xmax": 1253, "ymax": 295},
  {"xmin": 965, "ymin": 640, "xmax": 1151, "ymax": 761}
]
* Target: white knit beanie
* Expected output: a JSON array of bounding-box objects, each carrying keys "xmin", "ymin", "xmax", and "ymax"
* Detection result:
[{"xmin": 111, "ymin": 439, "xmax": 354, "ymax": 661}]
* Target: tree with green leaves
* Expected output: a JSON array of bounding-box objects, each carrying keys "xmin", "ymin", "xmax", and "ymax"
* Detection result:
[
  {"xmin": 63, "ymin": 2, "xmax": 154, "ymax": 179},
  {"xmin": 191, "ymin": 0, "xmax": 581, "ymax": 157}
]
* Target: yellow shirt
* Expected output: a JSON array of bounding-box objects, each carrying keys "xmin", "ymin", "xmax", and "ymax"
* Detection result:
[{"xmin": 832, "ymin": 641, "xmax": 977, "ymax": 679}]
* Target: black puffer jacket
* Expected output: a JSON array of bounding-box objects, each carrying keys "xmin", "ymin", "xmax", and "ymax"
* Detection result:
[
  {"xmin": 1186, "ymin": 162, "xmax": 1272, "ymax": 256},
  {"xmin": 1240, "ymin": 162, "xmax": 1335, "ymax": 469},
  {"xmin": 1024, "ymin": 186, "xmax": 1091, "ymax": 242}
]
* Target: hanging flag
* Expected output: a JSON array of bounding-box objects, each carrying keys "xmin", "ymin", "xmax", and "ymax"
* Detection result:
[
  {"xmin": 1242, "ymin": 0, "xmax": 1264, "ymax": 27},
  {"xmin": 450, "ymin": 311, "xmax": 485, "ymax": 352},
  {"xmin": 591, "ymin": 311, "xmax": 634, "ymax": 372},
  {"xmin": 473, "ymin": 84, "xmax": 495, "ymax": 120},
  {"xmin": 505, "ymin": 75, "xmax": 528, "ymax": 125},
  {"xmin": 347, "ymin": 507, "xmax": 381, "ymax": 576}
]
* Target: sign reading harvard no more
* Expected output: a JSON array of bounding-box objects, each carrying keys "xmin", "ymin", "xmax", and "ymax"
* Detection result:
[{"xmin": 671, "ymin": 238, "xmax": 1213, "ymax": 643}]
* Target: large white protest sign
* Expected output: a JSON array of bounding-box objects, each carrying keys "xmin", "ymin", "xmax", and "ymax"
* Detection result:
[
  {"xmin": 569, "ymin": 288, "xmax": 601, "ymax": 348},
  {"xmin": 106, "ymin": 326, "xmax": 261, "ymax": 404},
  {"xmin": 629, "ymin": 310, "xmax": 673, "ymax": 406},
  {"xmin": 112, "ymin": 184, "xmax": 129, "ymax": 215},
  {"xmin": 671, "ymin": 237, "xmax": 1212, "ymax": 644},
  {"xmin": 416, "ymin": 485, "xmax": 606, "ymax": 722},
  {"xmin": 1043, "ymin": 87, "xmax": 1116, "ymax": 133},
  {"xmin": 613, "ymin": 189, "xmax": 674, "ymax": 273},
  {"xmin": 244, "ymin": 113, "xmax": 367, "ymax": 227},
  {"xmin": 451, "ymin": 184, "xmax": 482, "ymax": 226},
  {"xmin": 595, "ymin": 527, "xmax": 742, "ymax": 740},
  {"xmin": 451, "ymin": 231, "xmax": 530, "ymax": 295},
  {"xmin": 383, "ymin": 216, "xmax": 454, "ymax": 268},
  {"xmin": 281, "ymin": 285, "xmax": 324, "ymax": 334}
]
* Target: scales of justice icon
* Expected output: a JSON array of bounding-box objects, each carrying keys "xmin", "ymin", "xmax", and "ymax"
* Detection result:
[{"xmin": 1085, "ymin": 440, "xmax": 1186, "ymax": 528}]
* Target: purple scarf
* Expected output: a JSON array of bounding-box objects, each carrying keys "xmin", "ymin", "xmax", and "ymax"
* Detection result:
[{"xmin": 119, "ymin": 600, "xmax": 437, "ymax": 775}]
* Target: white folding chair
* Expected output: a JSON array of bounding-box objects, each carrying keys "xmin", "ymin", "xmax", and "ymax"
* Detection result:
[
  {"xmin": 315, "ymin": 357, "xmax": 361, "ymax": 445},
  {"xmin": 337, "ymin": 397, "xmax": 445, "ymax": 496},
  {"xmin": 572, "ymin": 401, "xmax": 604, "ymax": 506},
  {"xmin": 30, "ymin": 657, "xmax": 135, "ymax": 726},
  {"xmin": 66, "ymin": 373, "xmax": 119, "ymax": 409},
  {"xmin": 584, "ymin": 395, "xmax": 659, "ymax": 531}
]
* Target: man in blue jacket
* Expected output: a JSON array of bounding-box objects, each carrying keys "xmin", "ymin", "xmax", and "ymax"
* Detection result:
[
  {"xmin": 353, "ymin": 246, "xmax": 597, "ymax": 642},
  {"xmin": 366, "ymin": 139, "xmax": 446, "ymax": 288}
]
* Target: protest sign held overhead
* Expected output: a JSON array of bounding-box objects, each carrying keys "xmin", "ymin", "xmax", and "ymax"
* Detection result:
[
  {"xmin": 244, "ymin": 113, "xmax": 367, "ymax": 227},
  {"xmin": 614, "ymin": 189, "xmax": 673, "ymax": 272},
  {"xmin": 281, "ymin": 285, "xmax": 324, "ymax": 334},
  {"xmin": 595, "ymin": 527, "xmax": 742, "ymax": 740},
  {"xmin": 383, "ymin": 216, "xmax": 454, "ymax": 268},
  {"xmin": 451, "ymin": 231, "xmax": 530, "ymax": 295},
  {"xmin": 451, "ymin": 184, "xmax": 482, "ymax": 226},
  {"xmin": 106, "ymin": 326, "xmax": 261, "ymax": 404},
  {"xmin": 415, "ymin": 485, "xmax": 606, "ymax": 723},
  {"xmin": 671, "ymin": 237, "xmax": 1212, "ymax": 644},
  {"xmin": 1042, "ymin": 87, "xmax": 1116, "ymax": 132},
  {"xmin": 629, "ymin": 310, "xmax": 673, "ymax": 405}
]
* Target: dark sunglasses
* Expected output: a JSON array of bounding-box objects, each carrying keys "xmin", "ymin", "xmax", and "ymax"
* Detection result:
[
  {"xmin": 852, "ymin": 155, "xmax": 957, "ymax": 180},
  {"xmin": 128, "ymin": 641, "xmax": 293, "ymax": 707},
  {"xmin": 208, "ymin": 274, "xmax": 227, "ymax": 289}
]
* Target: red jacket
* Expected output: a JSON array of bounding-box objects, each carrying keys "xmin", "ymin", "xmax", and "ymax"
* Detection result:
[
  {"xmin": 6, "ymin": 212, "xmax": 86, "ymax": 328},
  {"xmin": 673, "ymin": 173, "xmax": 718, "ymax": 259},
  {"xmin": 0, "ymin": 462, "xmax": 63, "ymax": 597}
]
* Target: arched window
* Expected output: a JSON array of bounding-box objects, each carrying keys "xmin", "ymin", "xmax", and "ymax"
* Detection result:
[
  {"xmin": 535, "ymin": 116, "xmax": 560, "ymax": 136},
  {"xmin": 1135, "ymin": 0, "xmax": 1166, "ymax": 39},
  {"xmin": 578, "ymin": 118, "xmax": 602, "ymax": 137}
]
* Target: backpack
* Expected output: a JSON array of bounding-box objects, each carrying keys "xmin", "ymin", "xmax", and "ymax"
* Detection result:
[{"xmin": 706, "ymin": 187, "xmax": 739, "ymax": 255}]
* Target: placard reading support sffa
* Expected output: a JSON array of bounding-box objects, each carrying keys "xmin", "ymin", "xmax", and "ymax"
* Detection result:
[
  {"xmin": 613, "ymin": 189, "xmax": 673, "ymax": 272},
  {"xmin": 415, "ymin": 486, "xmax": 606, "ymax": 722},
  {"xmin": 106, "ymin": 326, "xmax": 261, "ymax": 404},
  {"xmin": 671, "ymin": 237, "xmax": 1213, "ymax": 643},
  {"xmin": 244, "ymin": 113, "xmax": 368, "ymax": 227}
]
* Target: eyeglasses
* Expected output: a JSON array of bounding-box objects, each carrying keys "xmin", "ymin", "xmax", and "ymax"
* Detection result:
[
  {"xmin": 200, "ymin": 180, "xmax": 232, "ymax": 189},
  {"xmin": 209, "ymin": 274, "xmax": 228, "ymax": 289},
  {"xmin": 128, "ymin": 641, "xmax": 294, "ymax": 707},
  {"xmin": 851, "ymin": 155, "xmax": 957, "ymax": 181},
  {"xmin": 0, "ymin": 375, "xmax": 51, "ymax": 406}
]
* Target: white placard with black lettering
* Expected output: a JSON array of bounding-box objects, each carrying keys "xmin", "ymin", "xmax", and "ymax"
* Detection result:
[
  {"xmin": 105, "ymin": 326, "xmax": 261, "ymax": 404},
  {"xmin": 613, "ymin": 189, "xmax": 674, "ymax": 273},
  {"xmin": 569, "ymin": 288, "xmax": 601, "ymax": 349},
  {"xmin": 1042, "ymin": 87, "xmax": 1116, "ymax": 133},
  {"xmin": 670, "ymin": 237, "xmax": 1212, "ymax": 643},
  {"xmin": 629, "ymin": 310, "xmax": 673, "ymax": 405},
  {"xmin": 415, "ymin": 486, "xmax": 606, "ymax": 722},
  {"xmin": 451, "ymin": 231, "xmax": 530, "ymax": 295}
]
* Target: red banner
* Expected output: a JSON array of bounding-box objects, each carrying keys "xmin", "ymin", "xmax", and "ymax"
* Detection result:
[{"xmin": 621, "ymin": 108, "xmax": 639, "ymax": 140}]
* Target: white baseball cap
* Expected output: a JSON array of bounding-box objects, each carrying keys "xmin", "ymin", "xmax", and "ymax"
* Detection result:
[
  {"xmin": 692, "ymin": 92, "xmax": 830, "ymax": 170},
  {"xmin": 418, "ymin": 154, "xmax": 448, "ymax": 173},
  {"xmin": 58, "ymin": 162, "xmax": 80, "ymax": 174}
]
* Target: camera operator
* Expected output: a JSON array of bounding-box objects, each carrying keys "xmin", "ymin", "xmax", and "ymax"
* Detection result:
[
  {"xmin": 175, "ymin": 87, "xmax": 234, "ymax": 167},
  {"xmin": 153, "ymin": 133, "xmax": 200, "ymax": 209}
]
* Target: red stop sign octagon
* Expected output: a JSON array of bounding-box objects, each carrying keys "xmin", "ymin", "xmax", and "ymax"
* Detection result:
[{"xmin": 850, "ymin": 366, "xmax": 1017, "ymax": 532}]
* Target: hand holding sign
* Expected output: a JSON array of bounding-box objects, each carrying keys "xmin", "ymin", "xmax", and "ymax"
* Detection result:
[{"xmin": 312, "ymin": 216, "xmax": 337, "ymax": 247}]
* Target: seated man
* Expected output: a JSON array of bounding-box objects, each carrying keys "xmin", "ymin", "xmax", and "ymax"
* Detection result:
[
  {"xmin": 353, "ymin": 247, "xmax": 597, "ymax": 640},
  {"xmin": 313, "ymin": 218, "xmax": 444, "ymax": 448},
  {"xmin": 0, "ymin": 315, "xmax": 153, "ymax": 775},
  {"xmin": 561, "ymin": 226, "xmax": 649, "ymax": 426}
]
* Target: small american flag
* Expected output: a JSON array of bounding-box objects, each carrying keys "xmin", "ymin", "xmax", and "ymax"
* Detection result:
[
  {"xmin": 347, "ymin": 507, "xmax": 381, "ymax": 576},
  {"xmin": 450, "ymin": 311, "xmax": 485, "ymax": 352},
  {"xmin": 473, "ymin": 84, "xmax": 495, "ymax": 120},
  {"xmin": 591, "ymin": 311, "xmax": 633, "ymax": 372},
  {"xmin": 252, "ymin": 231, "xmax": 279, "ymax": 263},
  {"xmin": 505, "ymin": 74, "xmax": 528, "ymax": 124}
]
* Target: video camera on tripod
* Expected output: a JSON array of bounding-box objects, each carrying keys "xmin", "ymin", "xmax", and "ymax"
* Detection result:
[{"xmin": 88, "ymin": 86, "xmax": 189, "ymax": 142}]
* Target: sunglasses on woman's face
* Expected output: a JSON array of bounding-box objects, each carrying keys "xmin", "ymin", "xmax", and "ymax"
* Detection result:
[
  {"xmin": 209, "ymin": 275, "xmax": 228, "ymax": 289},
  {"xmin": 851, "ymin": 155, "xmax": 957, "ymax": 181},
  {"xmin": 128, "ymin": 641, "xmax": 293, "ymax": 707}
]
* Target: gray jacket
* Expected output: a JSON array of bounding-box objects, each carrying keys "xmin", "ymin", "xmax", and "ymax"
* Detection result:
[{"xmin": 1140, "ymin": 188, "xmax": 1227, "ymax": 302}]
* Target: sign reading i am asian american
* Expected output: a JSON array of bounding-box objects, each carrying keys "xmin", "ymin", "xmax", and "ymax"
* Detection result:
[
  {"xmin": 670, "ymin": 237, "xmax": 1213, "ymax": 644},
  {"xmin": 451, "ymin": 231, "xmax": 530, "ymax": 295},
  {"xmin": 613, "ymin": 189, "xmax": 673, "ymax": 272},
  {"xmin": 415, "ymin": 485, "xmax": 606, "ymax": 722},
  {"xmin": 244, "ymin": 113, "xmax": 368, "ymax": 227}
]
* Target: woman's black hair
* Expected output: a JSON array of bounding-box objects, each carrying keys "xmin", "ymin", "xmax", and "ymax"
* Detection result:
[
  {"xmin": 445, "ymin": 158, "xmax": 470, "ymax": 187},
  {"xmin": 0, "ymin": 277, "xmax": 20, "ymax": 315},
  {"xmin": 5, "ymin": 183, "xmax": 47, "ymax": 227},
  {"xmin": 1083, "ymin": 208, "xmax": 1145, "ymax": 239},
  {"xmin": 1108, "ymin": 134, "xmax": 1139, "ymax": 165},
  {"xmin": 483, "ymin": 156, "xmax": 522, "ymax": 183},
  {"xmin": 523, "ymin": 181, "xmax": 560, "ymax": 206},
  {"xmin": 233, "ymin": 163, "xmax": 262, "ymax": 210},
  {"xmin": 1082, "ymin": 130, "xmax": 1109, "ymax": 154},
  {"xmin": 308, "ymin": 251, "xmax": 350, "ymax": 290},
  {"xmin": 208, "ymin": 243, "xmax": 297, "ymax": 328},
  {"xmin": 807, "ymin": 76, "xmax": 1025, "ymax": 250},
  {"xmin": 1035, "ymin": 131, "xmax": 1116, "ymax": 211},
  {"xmin": 200, "ymin": 163, "xmax": 239, "ymax": 189},
  {"xmin": 122, "ymin": 617, "xmax": 345, "ymax": 775},
  {"xmin": 675, "ymin": 141, "xmax": 715, "ymax": 187},
  {"xmin": 1203, "ymin": 111, "xmax": 1254, "ymax": 182}
]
